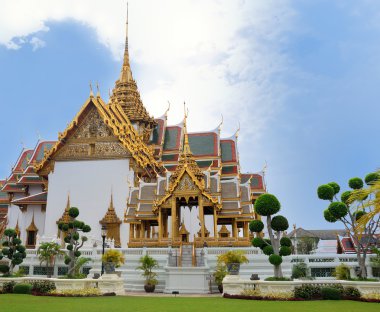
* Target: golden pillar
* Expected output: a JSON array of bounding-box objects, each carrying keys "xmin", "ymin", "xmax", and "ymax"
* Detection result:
[
  {"xmin": 232, "ymin": 219, "xmax": 238, "ymax": 238},
  {"xmin": 158, "ymin": 209, "xmax": 162, "ymax": 241},
  {"xmin": 130, "ymin": 224, "xmax": 135, "ymax": 239},
  {"xmin": 243, "ymin": 222, "xmax": 249, "ymax": 238},
  {"xmin": 140, "ymin": 221, "xmax": 145, "ymax": 238},
  {"xmin": 213, "ymin": 208, "xmax": 218, "ymax": 239},
  {"xmin": 171, "ymin": 197, "xmax": 177, "ymax": 239},
  {"xmin": 147, "ymin": 223, "xmax": 151, "ymax": 238},
  {"xmin": 199, "ymin": 196, "xmax": 205, "ymax": 238},
  {"xmin": 135, "ymin": 224, "xmax": 140, "ymax": 239}
]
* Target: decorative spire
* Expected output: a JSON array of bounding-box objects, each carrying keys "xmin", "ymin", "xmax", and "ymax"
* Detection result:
[
  {"xmin": 169, "ymin": 104, "xmax": 204, "ymax": 184},
  {"xmin": 109, "ymin": 3, "xmax": 155, "ymax": 133},
  {"xmin": 57, "ymin": 194, "xmax": 72, "ymax": 224},
  {"xmin": 100, "ymin": 193, "xmax": 122, "ymax": 224}
]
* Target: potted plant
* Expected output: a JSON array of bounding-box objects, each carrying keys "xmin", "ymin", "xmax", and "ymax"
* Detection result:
[
  {"xmin": 213, "ymin": 263, "xmax": 227, "ymax": 293},
  {"xmin": 102, "ymin": 249, "xmax": 125, "ymax": 274},
  {"xmin": 136, "ymin": 255, "xmax": 158, "ymax": 292},
  {"xmin": 217, "ymin": 250, "xmax": 248, "ymax": 275}
]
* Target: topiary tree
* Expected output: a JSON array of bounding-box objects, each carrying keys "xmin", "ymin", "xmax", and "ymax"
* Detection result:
[
  {"xmin": 250, "ymin": 194, "xmax": 291, "ymax": 278},
  {"xmin": 57, "ymin": 207, "xmax": 91, "ymax": 277},
  {"xmin": 0, "ymin": 228, "xmax": 26, "ymax": 274},
  {"xmin": 317, "ymin": 172, "xmax": 380, "ymax": 278}
]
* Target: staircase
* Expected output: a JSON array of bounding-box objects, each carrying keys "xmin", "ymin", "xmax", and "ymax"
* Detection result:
[{"xmin": 180, "ymin": 244, "xmax": 194, "ymax": 267}]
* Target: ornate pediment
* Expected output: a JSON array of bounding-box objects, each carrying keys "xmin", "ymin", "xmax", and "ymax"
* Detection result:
[
  {"xmin": 54, "ymin": 106, "xmax": 130, "ymax": 161},
  {"xmin": 176, "ymin": 173, "xmax": 197, "ymax": 192}
]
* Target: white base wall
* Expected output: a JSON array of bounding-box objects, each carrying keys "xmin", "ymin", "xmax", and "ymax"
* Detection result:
[{"xmin": 44, "ymin": 159, "xmax": 133, "ymax": 247}]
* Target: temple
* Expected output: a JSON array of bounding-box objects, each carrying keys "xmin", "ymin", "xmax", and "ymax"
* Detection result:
[{"xmin": 1, "ymin": 13, "xmax": 266, "ymax": 248}]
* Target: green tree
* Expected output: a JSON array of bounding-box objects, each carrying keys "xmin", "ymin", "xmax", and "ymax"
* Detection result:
[
  {"xmin": 296, "ymin": 237, "xmax": 319, "ymax": 255},
  {"xmin": 37, "ymin": 242, "xmax": 65, "ymax": 278},
  {"xmin": 250, "ymin": 194, "xmax": 291, "ymax": 278},
  {"xmin": 0, "ymin": 228, "xmax": 26, "ymax": 274},
  {"xmin": 57, "ymin": 207, "xmax": 91, "ymax": 277},
  {"xmin": 317, "ymin": 173, "xmax": 380, "ymax": 278}
]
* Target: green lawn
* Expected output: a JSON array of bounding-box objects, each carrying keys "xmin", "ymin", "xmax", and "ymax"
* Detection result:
[{"xmin": 0, "ymin": 295, "xmax": 378, "ymax": 312}]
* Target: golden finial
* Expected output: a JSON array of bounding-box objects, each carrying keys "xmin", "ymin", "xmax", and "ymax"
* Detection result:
[
  {"xmin": 262, "ymin": 161, "xmax": 267, "ymax": 176},
  {"xmin": 235, "ymin": 121, "xmax": 240, "ymax": 139},
  {"xmin": 217, "ymin": 114, "xmax": 223, "ymax": 133},
  {"xmin": 165, "ymin": 101, "xmax": 171, "ymax": 118},
  {"xmin": 89, "ymin": 82, "xmax": 94, "ymax": 97},
  {"xmin": 183, "ymin": 102, "xmax": 191, "ymax": 155},
  {"xmin": 96, "ymin": 82, "xmax": 100, "ymax": 97}
]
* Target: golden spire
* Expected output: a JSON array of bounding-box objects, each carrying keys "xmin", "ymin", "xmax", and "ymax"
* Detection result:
[
  {"xmin": 100, "ymin": 192, "xmax": 122, "ymax": 224},
  {"xmin": 57, "ymin": 194, "xmax": 72, "ymax": 224},
  {"xmin": 120, "ymin": 2, "xmax": 133, "ymax": 83},
  {"xmin": 169, "ymin": 104, "xmax": 204, "ymax": 183},
  {"xmin": 109, "ymin": 3, "xmax": 155, "ymax": 134},
  {"xmin": 183, "ymin": 102, "xmax": 191, "ymax": 155}
]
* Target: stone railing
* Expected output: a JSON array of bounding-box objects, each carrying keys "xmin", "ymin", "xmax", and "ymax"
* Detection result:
[
  {"xmin": 223, "ymin": 275, "xmax": 380, "ymax": 296},
  {"xmin": 0, "ymin": 274, "xmax": 124, "ymax": 295}
]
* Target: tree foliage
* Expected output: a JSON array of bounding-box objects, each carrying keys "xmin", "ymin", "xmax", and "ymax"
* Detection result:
[
  {"xmin": 250, "ymin": 193, "xmax": 291, "ymax": 278},
  {"xmin": 57, "ymin": 207, "xmax": 91, "ymax": 277},
  {"xmin": 0, "ymin": 228, "xmax": 26, "ymax": 274},
  {"xmin": 37, "ymin": 242, "xmax": 64, "ymax": 278},
  {"xmin": 317, "ymin": 171, "xmax": 380, "ymax": 278}
]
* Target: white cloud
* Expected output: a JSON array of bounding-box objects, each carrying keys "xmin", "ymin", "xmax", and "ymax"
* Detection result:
[
  {"xmin": 30, "ymin": 37, "xmax": 46, "ymax": 51},
  {"xmin": 0, "ymin": 0, "xmax": 294, "ymax": 144}
]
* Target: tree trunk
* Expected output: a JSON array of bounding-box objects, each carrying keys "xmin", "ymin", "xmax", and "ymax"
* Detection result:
[
  {"xmin": 266, "ymin": 216, "xmax": 283, "ymax": 278},
  {"xmin": 357, "ymin": 254, "xmax": 367, "ymax": 279}
]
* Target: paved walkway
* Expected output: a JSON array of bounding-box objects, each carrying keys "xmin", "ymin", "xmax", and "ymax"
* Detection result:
[{"xmin": 124, "ymin": 291, "xmax": 223, "ymax": 297}]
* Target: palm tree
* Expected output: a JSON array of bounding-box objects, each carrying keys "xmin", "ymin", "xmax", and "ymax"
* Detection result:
[{"xmin": 37, "ymin": 242, "xmax": 64, "ymax": 278}]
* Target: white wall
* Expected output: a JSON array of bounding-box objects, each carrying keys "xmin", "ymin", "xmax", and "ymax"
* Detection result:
[{"xmin": 44, "ymin": 159, "xmax": 133, "ymax": 247}]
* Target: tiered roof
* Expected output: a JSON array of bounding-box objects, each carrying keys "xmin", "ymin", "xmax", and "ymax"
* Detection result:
[{"xmin": 1, "ymin": 141, "xmax": 53, "ymax": 210}]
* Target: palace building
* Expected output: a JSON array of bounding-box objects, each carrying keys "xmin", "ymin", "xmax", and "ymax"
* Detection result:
[{"xmin": 1, "ymin": 15, "xmax": 266, "ymax": 249}]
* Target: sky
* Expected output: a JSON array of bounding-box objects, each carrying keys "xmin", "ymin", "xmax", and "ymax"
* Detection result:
[{"xmin": 0, "ymin": 0, "xmax": 379, "ymax": 229}]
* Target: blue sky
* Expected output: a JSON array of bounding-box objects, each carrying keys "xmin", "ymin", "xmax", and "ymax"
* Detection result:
[{"xmin": 0, "ymin": 0, "xmax": 379, "ymax": 229}]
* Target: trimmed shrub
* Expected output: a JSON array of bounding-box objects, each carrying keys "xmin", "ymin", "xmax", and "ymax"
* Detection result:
[
  {"xmin": 249, "ymin": 220, "xmax": 264, "ymax": 233},
  {"xmin": 328, "ymin": 182, "xmax": 340, "ymax": 195},
  {"xmin": 343, "ymin": 286, "xmax": 361, "ymax": 298},
  {"xmin": 68, "ymin": 207, "xmax": 79, "ymax": 218},
  {"xmin": 13, "ymin": 283, "xmax": 32, "ymax": 294},
  {"xmin": 340, "ymin": 191, "xmax": 352, "ymax": 204},
  {"xmin": 328, "ymin": 202, "xmax": 348, "ymax": 219},
  {"xmin": 31, "ymin": 280, "xmax": 56, "ymax": 294},
  {"xmin": 294, "ymin": 284, "xmax": 321, "ymax": 299},
  {"xmin": 279, "ymin": 246, "xmax": 291, "ymax": 256},
  {"xmin": 270, "ymin": 215, "xmax": 289, "ymax": 232},
  {"xmin": 264, "ymin": 276, "xmax": 291, "ymax": 281},
  {"xmin": 354, "ymin": 210, "xmax": 366, "ymax": 221},
  {"xmin": 280, "ymin": 237, "xmax": 292, "ymax": 247},
  {"xmin": 263, "ymin": 245, "xmax": 274, "ymax": 256},
  {"xmin": 2, "ymin": 281, "xmax": 16, "ymax": 293},
  {"xmin": 251, "ymin": 237, "xmax": 266, "ymax": 248},
  {"xmin": 323, "ymin": 209, "xmax": 337, "ymax": 223},
  {"xmin": 365, "ymin": 172, "xmax": 379, "ymax": 185},
  {"xmin": 268, "ymin": 254, "xmax": 282, "ymax": 266},
  {"xmin": 321, "ymin": 287, "xmax": 341, "ymax": 300},
  {"xmin": 348, "ymin": 177, "xmax": 363, "ymax": 190},
  {"xmin": 317, "ymin": 184, "xmax": 334, "ymax": 200},
  {"xmin": 254, "ymin": 194, "xmax": 281, "ymax": 216}
]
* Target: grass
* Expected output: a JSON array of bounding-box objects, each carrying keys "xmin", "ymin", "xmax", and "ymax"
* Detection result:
[{"xmin": 0, "ymin": 295, "xmax": 379, "ymax": 312}]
